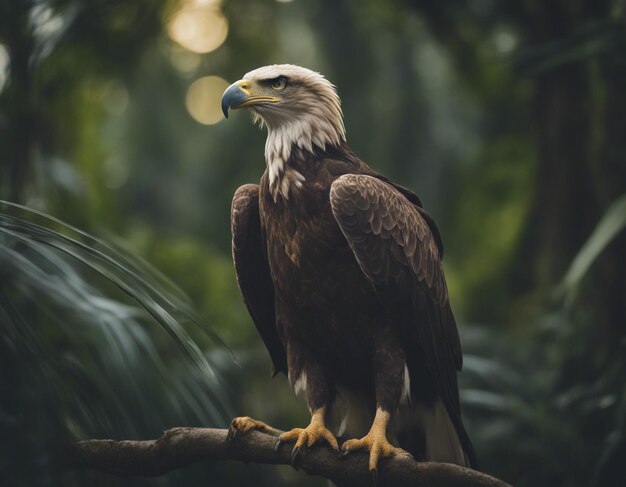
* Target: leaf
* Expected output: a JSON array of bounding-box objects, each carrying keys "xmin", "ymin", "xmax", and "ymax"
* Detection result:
[
  {"xmin": 557, "ymin": 193, "xmax": 626, "ymax": 302},
  {"xmin": 0, "ymin": 200, "xmax": 235, "ymax": 436},
  {"xmin": 462, "ymin": 354, "xmax": 523, "ymax": 391},
  {"xmin": 512, "ymin": 20, "xmax": 626, "ymax": 76},
  {"xmin": 0, "ymin": 200, "xmax": 237, "ymax": 369},
  {"xmin": 461, "ymin": 389, "xmax": 524, "ymax": 413}
]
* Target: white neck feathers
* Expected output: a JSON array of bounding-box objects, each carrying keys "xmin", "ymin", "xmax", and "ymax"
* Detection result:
[
  {"xmin": 250, "ymin": 71, "xmax": 346, "ymax": 201},
  {"xmin": 263, "ymin": 113, "xmax": 345, "ymax": 200}
]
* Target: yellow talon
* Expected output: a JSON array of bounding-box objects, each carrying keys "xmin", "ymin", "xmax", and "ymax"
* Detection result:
[
  {"xmin": 275, "ymin": 407, "xmax": 338, "ymax": 468},
  {"xmin": 341, "ymin": 408, "xmax": 410, "ymax": 472},
  {"xmin": 227, "ymin": 416, "xmax": 280, "ymax": 440}
]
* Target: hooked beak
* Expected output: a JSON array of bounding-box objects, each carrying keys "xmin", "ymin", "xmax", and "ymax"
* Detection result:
[{"xmin": 221, "ymin": 79, "xmax": 280, "ymax": 118}]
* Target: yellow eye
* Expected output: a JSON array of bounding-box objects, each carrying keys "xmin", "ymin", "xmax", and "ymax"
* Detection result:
[{"xmin": 270, "ymin": 77, "xmax": 287, "ymax": 91}]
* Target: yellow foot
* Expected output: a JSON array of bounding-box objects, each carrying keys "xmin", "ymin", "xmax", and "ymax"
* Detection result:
[
  {"xmin": 341, "ymin": 433, "xmax": 408, "ymax": 471},
  {"xmin": 275, "ymin": 408, "xmax": 338, "ymax": 468},
  {"xmin": 340, "ymin": 408, "xmax": 411, "ymax": 483},
  {"xmin": 227, "ymin": 416, "xmax": 280, "ymax": 440}
]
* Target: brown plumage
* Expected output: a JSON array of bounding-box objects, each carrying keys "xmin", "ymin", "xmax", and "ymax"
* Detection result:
[{"xmin": 223, "ymin": 64, "xmax": 477, "ymax": 474}]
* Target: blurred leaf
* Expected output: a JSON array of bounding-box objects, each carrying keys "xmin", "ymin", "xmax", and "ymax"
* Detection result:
[
  {"xmin": 462, "ymin": 389, "xmax": 524, "ymax": 413},
  {"xmin": 463, "ymin": 354, "xmax": 523, "ymax": 391},
  {"xmin": 557, "ymin": 193, "xmax": 626, "ymax": 302},
  {"xmin": 0, "ymin": 199, "xmax": 235, "ymax": 374},
  {"xmin": 0, "ymin": 200, "xmax": 235, "ymax": 438},
  {"xmin": 513, "ymin": 20, "xmax": 626, "ymax": 75}
]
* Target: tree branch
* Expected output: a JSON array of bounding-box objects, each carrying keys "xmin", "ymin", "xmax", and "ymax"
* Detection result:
[{"xmin": 65, "ymin": 427, "xmax": 512, "ymax": 487}]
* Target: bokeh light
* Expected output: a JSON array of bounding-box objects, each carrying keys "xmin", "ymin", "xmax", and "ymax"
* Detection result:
[
  {"xmin": 185, "ymin": 75, "xmax": 230, "ymax": 125},
  {"xmin": 167, "ymin": 0, "xmax": 228, "ymax": 54},
  {"xmin": 493, "ymin": 29, "xmax": 518, "ymax": 54},
  {"xmin": 102, "ymin": 81, "xmax": 130, "ymax": 116},
  {"xmin": 169, "ymin": 45, "xmax": 202, "ymax": 76},
  {"xmin": 103, "ymin": 155, "xmax": 129, "ymax": 189},
  {"xmin": 0, "ymin": 44, "xmax": 9, "ymax": 93}
]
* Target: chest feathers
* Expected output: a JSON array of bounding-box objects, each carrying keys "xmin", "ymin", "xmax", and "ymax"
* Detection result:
[{"xmin": 259, "ymin": 104, "xmax": 346, "ymax": 201}]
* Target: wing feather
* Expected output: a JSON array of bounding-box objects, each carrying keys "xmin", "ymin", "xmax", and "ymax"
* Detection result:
[
  {"xmin": 231, "ymin": 184, "xmax": 287, "ymax": 376},
  {"xmin": 330, "ymin": 174, "xmax": 448, "ymax": 303},
  {"xmin": 330, "ymin": 174, "xmax": 476, "ymax": 466}
]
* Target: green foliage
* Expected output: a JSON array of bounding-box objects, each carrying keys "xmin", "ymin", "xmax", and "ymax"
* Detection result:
[
  {"xmin": 128, "ymin": 228, "xmax": 254, "ymax": 347},
  {"xmin": 0, "ymin": 200, "xmax": 237, "ymax": 485},
  {"xmin": 558, "ymin": 193, "xmax": 626, "ymax": 304},
  {"xmin": 1, "ymin": 1, "xmax": 625, "ymax": 486},
  {"xmin": 512, "ymin": 19, "xmax": 626, "ymax": 76},
  {"xmin": 463, "ymin": 194, "xmax": 626, "ymax": 485},
  {"xmin": 447, "ymin": 135, "xmax": 535, "ymax": 321}
]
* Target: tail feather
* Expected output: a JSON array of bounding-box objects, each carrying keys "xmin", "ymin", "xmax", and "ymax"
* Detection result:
[
  {"xmin": 395, "ymin": 399, "xmax": 477, "ymax": 469},
  {"xmin": 422, "ymin": 399, "xmax": 466, "ymax": 465},
  {"xmin": 328, "ymin": 390, "xmax": 478, "ymax": 469}
]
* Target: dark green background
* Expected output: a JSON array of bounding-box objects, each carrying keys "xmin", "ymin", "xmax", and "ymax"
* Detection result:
[{"xmin": 1, "ymin": 1, "xmax": 625, "ymax": 486}]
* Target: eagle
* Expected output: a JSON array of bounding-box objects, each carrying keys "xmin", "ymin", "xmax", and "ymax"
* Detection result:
[{"xmin": 221, "ymin": 64, "xmax": 477, "ymax": 476}]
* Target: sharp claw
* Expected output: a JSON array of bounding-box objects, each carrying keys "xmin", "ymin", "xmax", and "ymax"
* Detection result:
[
  {"xmin": 290, "ymin": 446, "xmax": 303, "ymax": 470},
  {"xmin": 339, "ymin": 448, "xmax": 349, "ymax": 459},
  {"xmin": 226, "ymin": 427, "xmax": 235, "ymax": 441},
  {"xmin": 274, "ymin": 438, "xmax": 282, "ymax": 452},
  {"xmin": 371, "ymin": 468, "xmax": 378, "ymax": 487}
]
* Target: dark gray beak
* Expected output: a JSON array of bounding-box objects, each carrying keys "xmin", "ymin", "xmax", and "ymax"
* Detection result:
[{"xmin": 221, "ymin": 83, "xmax": 248, "ymax": 119}]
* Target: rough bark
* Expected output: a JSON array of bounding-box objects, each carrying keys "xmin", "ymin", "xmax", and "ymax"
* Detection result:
[{"xmin": 65, "ymin": 427, "xmax": 511, "ymax": 487}]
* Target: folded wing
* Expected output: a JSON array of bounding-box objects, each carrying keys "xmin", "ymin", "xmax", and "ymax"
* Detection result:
[
  {"xmin": 329, "ymin": 174, "xmax": 477, "ymax": 467},
  {"xmin": 231, "ymin": 184, "xmax": 287, "ymax": 376}
]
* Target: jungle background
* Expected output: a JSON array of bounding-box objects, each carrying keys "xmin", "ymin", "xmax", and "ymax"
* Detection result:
[{"xmin": 1, "ymin": 0, "xmax": 625, "ymax": 486}]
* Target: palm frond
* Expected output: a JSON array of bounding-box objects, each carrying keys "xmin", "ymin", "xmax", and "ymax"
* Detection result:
[
  {"xmin": 557, "ymin": 193, "xmax": 626, "ymax": 303},
  {"xmin": 0, "ymin": 200, "xmax": 234, "ymax": 439}
]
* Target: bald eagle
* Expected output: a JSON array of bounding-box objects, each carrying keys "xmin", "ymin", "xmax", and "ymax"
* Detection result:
[{"xmin": 222, "ymin": 64, "xmax": 477, "ymax": 475}]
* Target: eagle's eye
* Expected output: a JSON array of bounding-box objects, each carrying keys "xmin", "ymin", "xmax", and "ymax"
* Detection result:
[{"xmin": 270, "ymin": 76, "xmax": 287, "ymax": 91}]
